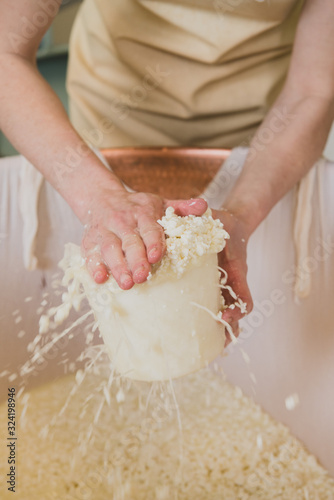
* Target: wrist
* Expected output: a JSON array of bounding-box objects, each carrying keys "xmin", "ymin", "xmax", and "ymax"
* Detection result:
[
  {"xmin": 222, "ymin": 196, "xmax": 267, "ymax": 239},
  {"xmin": 54, "ymin": 150, "xmax": 125, "ymax": 223}
]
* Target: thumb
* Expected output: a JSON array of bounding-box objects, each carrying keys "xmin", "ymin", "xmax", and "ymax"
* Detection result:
[{"xmin": 164, "ymin": 198, "xmax": 208, "ymax": 216}]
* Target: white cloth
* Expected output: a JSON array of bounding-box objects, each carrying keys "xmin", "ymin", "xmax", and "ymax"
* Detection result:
[
  {"xmin": 18, "ymin": 157, "xmax": 44, "ymax": 270},
  {"xmin": 293, "ymin": 162, "xmax": 320, "ymax": 299}
]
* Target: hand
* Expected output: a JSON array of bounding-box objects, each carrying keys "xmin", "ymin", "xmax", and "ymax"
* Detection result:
[
  {"xmin": 212, "ymin": 209, "xmax": 253, "ymax": 346},
  {"xmin": 82, "ymin": 185, "xmax": 207, "ymax": 289}
]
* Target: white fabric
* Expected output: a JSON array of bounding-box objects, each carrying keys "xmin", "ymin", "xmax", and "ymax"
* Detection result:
[
  {"xmin": 0, "ymin": 153, "xmax": 333, "ymax": 475},
  {"xmin": 18, "ymin": 157, "xmax": 44, "ymax": 270},
  {"xmin": 293, "ymin": 163, "xmax": 318, "ymax": 299}
]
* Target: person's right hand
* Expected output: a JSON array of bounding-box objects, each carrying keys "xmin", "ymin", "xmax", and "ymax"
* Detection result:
[
  {"xmin": 81, "ymin": 186, "xmax": 207, "ymax": 289},
  {"xmin": 212, "ymin": 209, "xmax": 253, "ymax": 345}
]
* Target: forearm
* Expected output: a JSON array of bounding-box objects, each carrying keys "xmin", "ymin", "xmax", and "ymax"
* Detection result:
[
  {"xmin": 224, "ymin": 89, "xmax": 334, "ymax": 236},
  {"xmin": 0, "ymin": 53, "xmax": 124, "ymax": 222},
  {"xmin": 0, "ymin": 52, "xmax": 208, "ymax": 289}
]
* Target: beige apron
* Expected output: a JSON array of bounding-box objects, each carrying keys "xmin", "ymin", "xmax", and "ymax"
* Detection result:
[{"xmin": 67, "ymin": 0, "xmax": 304, "ymax": 148}]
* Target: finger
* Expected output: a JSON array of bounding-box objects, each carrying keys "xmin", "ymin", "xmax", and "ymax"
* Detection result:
[
  {"xmin": 224, "ymin": 321, "xmax": 240, "ymax": 347},
  {"xmin": 220, "ymin": 279, "xmax": 250, "ymax": 323},
  {"xmin": 165, "ymin": 198, "xmax": 208, "ymax": 216},
  {"xmin": 84, "ymin": 251, "xmax": 109, "ymax": 284},
  {"xmin": 81, "ymin": 230, "xmax": 110, "ymax": 284},
  {"xmin": 137, "ymin": 214, "xmax": 166, "ymax": 264},
  {"xmin": 222, "ymin": 306, "xmax": 244, "ymax": 325},
  {"xmin": 120, "ymin": 231, "xmax": 151, "ymax": 284},
  {"xmin": 219, "ymin": 258, "xmax": 253, "ymax": 324},
  {"xmin": 100, "ymin": 234, "xmax": 134, "ymax": 290},
  {"xmin": 221, "ymin": 280, "xmax": 252, "ymax": 325}
]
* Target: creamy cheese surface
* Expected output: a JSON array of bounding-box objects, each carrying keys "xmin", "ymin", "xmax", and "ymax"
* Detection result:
[{"xmin": 41, "ymin": 209, "xmax": 230, "ymax": 381}]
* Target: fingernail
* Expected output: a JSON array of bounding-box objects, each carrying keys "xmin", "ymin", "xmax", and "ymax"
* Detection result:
[
  {"xmin": 120, "ymin": 273, "xmax": 132, "ymax": 287},
  {"xmin": 221, "ymin": 312, "xmax": 230, "ymax": 322},
  {"xmin": 148, "ymin": 247, "xmax": 159, "ymax": 260},
  {"xmin": 133, "ymin": 266, "xmax": 147, "ymax": 281},
  {"xmin": 94, "ymin": 271, "xmax": 105, "ymax": 283}
]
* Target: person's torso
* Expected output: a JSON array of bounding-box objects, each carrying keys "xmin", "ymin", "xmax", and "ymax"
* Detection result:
[{"xmin": 67, "ymin": 0, "xmax": 304, "ymax": 147}]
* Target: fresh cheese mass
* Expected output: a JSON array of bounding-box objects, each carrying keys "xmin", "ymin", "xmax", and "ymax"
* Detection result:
[
  {"xmin": 51, "ymin": 208, "xmax": 229, "ymax": 381},
  {"xmin": 1, "ymin": 365, "xmax": 334, "ymax": 500}
]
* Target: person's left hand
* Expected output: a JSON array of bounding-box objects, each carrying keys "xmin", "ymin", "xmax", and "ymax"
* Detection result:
[{"xmin": 212, "ymin": 209, "xmax": 253, "ymax": 346}]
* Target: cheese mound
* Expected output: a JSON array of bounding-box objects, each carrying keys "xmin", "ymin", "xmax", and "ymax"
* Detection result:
[
  {"xmin": 2, "ymin": 365, "xmax": 333, "ymax": 500},
  {"xmin": 41, "ymin": 209, "xmax": 229, "ymax": 382}
]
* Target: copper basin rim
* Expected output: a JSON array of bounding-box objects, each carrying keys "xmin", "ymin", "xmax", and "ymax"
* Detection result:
[{"xmin": 101, "ymin": 147, "xmax": 231, "ymax": 200}]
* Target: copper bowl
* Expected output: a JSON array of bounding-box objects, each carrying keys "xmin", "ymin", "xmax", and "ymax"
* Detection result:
[{"xmin": 101, "ymin": 147, "xmax": 231, "ymax": 199}]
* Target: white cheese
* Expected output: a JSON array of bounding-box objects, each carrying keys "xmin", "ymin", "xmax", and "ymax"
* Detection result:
[{"xmin": 43, "ymin": 209, "xmax": 230, "ymax": 381}]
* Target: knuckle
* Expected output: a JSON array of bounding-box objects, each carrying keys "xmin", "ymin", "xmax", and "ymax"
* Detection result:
[
  {"xmin": 122, "ymin": 232, "xmax": 140, "ymax": 249},
  {"xmin": 81, "ymin": 232, "xmax": 93, "ymax": 251},
  {"xmin": 82, "ymin": 224, "xmax": 105, "ymax": 249},
  {"xmin": 133, "ymin": 260, "xmax": 150, "ymax": 272},
  {"xmin": 100, "ymin": 234, "xmax": 120, "ymax": 254},
  {"xmin": 83, "ymin": 244, "xmax": 101, "ymax": 259},
  {"xmin": 111, "ymin": 211, "xmax": 130, "ymax": 228},
  {"xmin": 133, "ymin": 192, "xmax": 161, "ymax": 212},
  {"xmin": 133, "ymin": 192, "xmax": 152, "ymax": 204},
  {"xmin": 85, "ymin": 255, "xmax": 104, "ymax": 273},
  {"xmin": 141, "ymin": 223, "xmax": 162, "ymax": 238}
]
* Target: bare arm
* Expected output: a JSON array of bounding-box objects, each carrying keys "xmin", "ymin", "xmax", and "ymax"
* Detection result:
[
  {"xmin": 0, "ymin": 0, "xmax": 206, "ymax": 288},
  {"xmin": 218, "ymin": 0, "xmax": 334, "ymax": 336},
  {"xmin": 224, "ymin": 0, "xmax": 334, "ymax": 232},
  {"xmin": 0, "ymin": 0, "xmax": 120, "ymax": 216}
]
